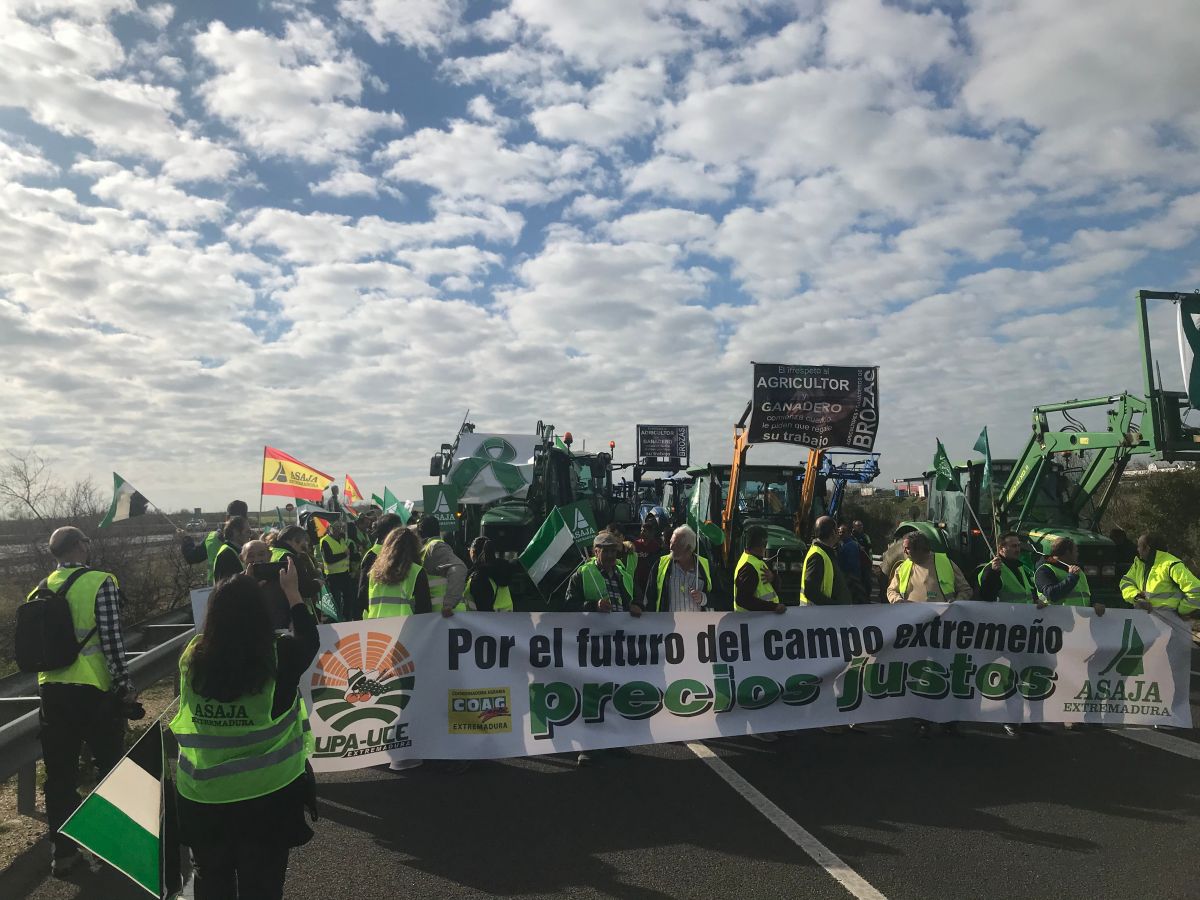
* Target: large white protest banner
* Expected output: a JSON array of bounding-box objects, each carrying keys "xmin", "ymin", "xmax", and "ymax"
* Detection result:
[{"xmin": 300, "ymin": 604, "xmax": 1191, "ymax": 772}]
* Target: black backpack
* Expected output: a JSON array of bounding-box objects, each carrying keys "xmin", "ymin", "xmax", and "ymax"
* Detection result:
[{"xmin": 15, "ymin": 567, "xmax": 97, "ymax": 673}]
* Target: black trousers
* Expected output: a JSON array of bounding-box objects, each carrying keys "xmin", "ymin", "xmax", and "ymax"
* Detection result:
[
  {"xmin": 191, "ymin": 839, "xmax": 290, "ymax": 900},
  {"xmin": 325, "ymin": 572, "xmax": 354, "ymax": 619},
  {"xmin": 38, "ymin": 683, "xmax": 125, "ymax": 859}
]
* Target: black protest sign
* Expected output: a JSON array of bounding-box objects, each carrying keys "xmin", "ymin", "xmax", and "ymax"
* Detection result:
[
  {"xmin": 748, "ymin": 363, "xmax": 879, "ymax": 450},
  {"xmin": 636, "ymin": 425, "xmax": 690, "ymax": 466}
]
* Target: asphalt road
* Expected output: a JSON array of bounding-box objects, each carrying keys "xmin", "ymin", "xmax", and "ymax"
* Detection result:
[{"xmin": 6, "ymin": 660, "xmax": 1199, "ymax": 899}]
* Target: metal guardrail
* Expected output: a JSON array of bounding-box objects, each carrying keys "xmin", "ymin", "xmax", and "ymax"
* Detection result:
[{"xmin": 0, "ymin": 622, "xmax": 195, "ymax": 815}]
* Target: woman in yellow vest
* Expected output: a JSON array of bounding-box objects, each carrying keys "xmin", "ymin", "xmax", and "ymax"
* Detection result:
[
  {"xmin": 366, "ymin": 527, "xmax": 432, "ymax": 619},
  {"xmin": 171, "ymin": 559, "xmax": 319, "ymax": 900},
  {"xmin": 465, "ymin": 537, "xmax": 515, "ymax": 611}
]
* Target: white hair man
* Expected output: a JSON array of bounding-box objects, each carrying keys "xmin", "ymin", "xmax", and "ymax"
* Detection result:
[{"xmin": 643, "ymin": 525, "xmax": 713, "ymax": 612}]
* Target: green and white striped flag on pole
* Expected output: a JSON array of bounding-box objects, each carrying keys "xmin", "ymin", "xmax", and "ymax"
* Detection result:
[
  {"xmin": 99, "ymin": 472, "xmax": 150, "ymax": 529},
  {"xmin": 519, "ymin": 508, "xmax": 576, "ymax": 586},
  {"xmin": 60, "ymin": 722, "xmax": 167, "ymax": 897}
]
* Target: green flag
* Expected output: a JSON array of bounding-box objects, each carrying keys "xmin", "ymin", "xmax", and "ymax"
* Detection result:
[
  {"xmin": 558, "ymin": 500, "xmax": 598, "ymax": 549},
  {"xmin": 687, "ymin": 476, "xmax": 724, "ymax": 546},
  {"xmin": 371, "ymin": 492, "xmax": 384, "ymax": 508},
  {"xmin": 933, "ymin": 439, "xmax": 958, "ymax": 492},
  {"xmin": 973, "ymin": 426, "xmax": 993, "ymax": 494},
  {"xmin": 382, "ymin": 487, "xmax": 399, "ymax": 514}
]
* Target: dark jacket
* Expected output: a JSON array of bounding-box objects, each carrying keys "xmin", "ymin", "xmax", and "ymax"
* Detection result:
[
  {"xmin": 1035, "ymin": 559, "xmax": 1081, "ymax": 603},
  {"xmin": 564, "ymin": 561, "xmax": 635, "ymax": 612},
  {"xmin": 734, "ymin": 556, "xmax": 779, "ymax": 611},
  {"xmin": 643, "ymin": 555, "xmax": 712, "ymax": 612},
  {"xmin": 212, "ymin": 541, "xmax": 243, "ymax": 583},
  {"xmin": 978, "ymin": 558, "xmax": 1034, "ymax": 603},
  {"xmin": 804, "ymin": 543, "xmax": 852, "ymax": 605},
  {"xmin": 262, "ymin": 546, "xmax": 322, "ymax": 630},
  {"xmin": 467, "ymin": 559, "xmax": 516, "ymax": 611}
]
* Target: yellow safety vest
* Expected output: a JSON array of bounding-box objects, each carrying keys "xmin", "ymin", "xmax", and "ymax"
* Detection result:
[
  {"xmin": 1038, "ymin": 564, "xmax": 1091, "ymax": 606},
  {"xmin": 1119, "ymin": 551, "xmax": 1200, "ymax": 614},
  {"xmin": 652, "ymin": 554, "xmax": 712, "ymax": 611},
  {"xmin": 319, "ymin": 534, "xmax": 350, "ymax": 576},
  {"xmin": 798, "ymin": 544, "xmax": 834, "ymax": 605},
  {"xmin": 579, "ymin": 559, "xmax": 635, "ymax": 606},
  {"xmin": 464, "ymin": 575, "xmax": 514, "ymax": 611},
  {"xmin": 422, "ymin": 539, "xmax": 468, "ymax": 612},
  {"xmin": 27, "ymin": 567, "xmax": 116, "ymax": 690},
  {"xmin": 172, "ymin": 638, "xmax": 309, "ymax": 803},
  {"xmin": 896, "ymin": 554, "xmax": 956, "ymax": 599},
  {"xmin": 203, "ymin": 531, "xmax": 222, "ymax": 585},
  {"xmin": 366, "ymin": 564, "xmax": 423, "ymax": 619},
  {"xmin": 212, "ymin": 542, "xmax": 240, "ymax": 583},
  {"xmin": 734, "ymin": 552, "xmax": 779, "ymax": 611},
  {"xmin": 977, "ymin": 560, "xmax": 1036, "ymax": 603}
]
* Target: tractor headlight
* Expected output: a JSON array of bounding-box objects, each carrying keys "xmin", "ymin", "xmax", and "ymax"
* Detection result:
[{"xmin": 1101, "ymin": 565, "xmax": 1115, "ymax": 578}]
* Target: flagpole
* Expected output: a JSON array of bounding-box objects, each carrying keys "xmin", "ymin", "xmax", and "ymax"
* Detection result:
[
  {"xmin": 962, "ymin": 495, "xmax": 996, "ymax": 559},
  {"xmin": 152, "ymin": 505, "xmax": 183, "ymax": 531},
  {"xmin": 258, "ymin": 445, "xmax": 266, "ymax": 529}
]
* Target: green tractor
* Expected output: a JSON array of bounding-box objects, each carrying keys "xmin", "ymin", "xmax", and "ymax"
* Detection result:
[
  {"xmin": 892, "ymin": 289, "xmax": 1200, "ymax": 603},
  {"xmin": 430, "ymin": 420, "xmax": 633, "ymax": 610}
]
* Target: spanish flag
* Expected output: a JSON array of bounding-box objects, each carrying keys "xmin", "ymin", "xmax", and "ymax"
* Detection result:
[
  {"xmin": 262, "ymin": 446, "xmax": 333, "ymax": 503},
  {"xmin": 344, "ymin": 474, "xmax": 364, "ymax": 506}
]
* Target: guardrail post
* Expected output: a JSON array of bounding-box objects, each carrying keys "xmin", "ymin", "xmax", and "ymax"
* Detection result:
[{"xmin": 17, "ymin": 761, "xmax": 36, "ymax": 816}]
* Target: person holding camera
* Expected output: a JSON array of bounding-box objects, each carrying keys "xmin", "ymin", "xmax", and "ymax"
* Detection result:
[
  {"xmin": 262, "ymin": 526, "xmax": 321, "ymax": 629},
  {"xmin": 172, "ymin": 561, "xmax": 320, "ymax": 900},
  {"xmin": 30, "ymin": 526, "xmax": 141, "ymax": 877}
]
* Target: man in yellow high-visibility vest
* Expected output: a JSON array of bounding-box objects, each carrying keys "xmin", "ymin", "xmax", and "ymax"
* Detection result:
[
  {"xmin": 31, "ymin": 527, "xmax": 139, "ymax": 877},
  {"xmin": 1120, "ymin": 533, "xmax": 1200, "ymax": 616},
  {"xmin": 887, "ymin": 531, "xmax": 972, "ymax": 602},
  {"xmin": 319, "ymin": 520, "xmax": 354, "ymax": 619}
]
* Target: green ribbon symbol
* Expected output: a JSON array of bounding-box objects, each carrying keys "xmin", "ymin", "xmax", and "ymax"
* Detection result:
[{"xmin": 449, "ymin": 437, "xmax": 529, "ymax": 496}]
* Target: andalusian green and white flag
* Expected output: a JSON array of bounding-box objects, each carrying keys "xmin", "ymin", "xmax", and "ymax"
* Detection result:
[
  {"xmin": 99, "ymin": 473, "xmax": 150, "ymax": 528},
  {"xmin": 519, "ymin": 508, "xmax": 578, "ymax": 586},
  {"xmin": 61, "ymin": 722, "xmax": 166, "ymax": 897}
]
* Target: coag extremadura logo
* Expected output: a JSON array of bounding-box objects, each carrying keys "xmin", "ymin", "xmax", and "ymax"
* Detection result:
[{"xmin": 310, "ymin": 631, "xmax": 415, "ymax": 759}]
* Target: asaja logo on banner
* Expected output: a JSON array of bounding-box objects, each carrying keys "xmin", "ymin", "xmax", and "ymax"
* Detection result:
[
  {"xmin": 434, "ymin": 493, "xmax": 452, "ymax": 515},
  {"xmin": 1098, "ymin": 620, "xmax": 1146, "ymax": 677},
  {"xmin": 448, "ymin": 688, "xmax": 511, "ymax": 734},
  {"xmin": 1066, "ymin": 620, "xmax": 1168, "ymax": 716},
  {"xmin": 310, "ymin": 631, "xmax": 416, "ymax": 760},
  {"xmin": 271, "ymin": 461, "xmax": 288, "ymax": 484}
]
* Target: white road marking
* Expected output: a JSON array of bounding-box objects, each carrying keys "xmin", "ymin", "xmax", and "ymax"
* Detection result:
[
  {"xmin": 1118, "ymin": 727, "xmax": 1200, "ymax": 760},
  {"xmin": 686, "ymin": 742, "xmax": 887, "ymax": 900}
]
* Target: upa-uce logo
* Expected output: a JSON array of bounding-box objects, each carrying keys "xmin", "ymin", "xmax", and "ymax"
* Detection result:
[{"xmin": 310, "ymin": 631, "xmax": 416, "ymax": 759}]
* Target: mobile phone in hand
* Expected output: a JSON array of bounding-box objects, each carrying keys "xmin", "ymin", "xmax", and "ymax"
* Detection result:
[{"xmin": 252, "ymin": 561, "xmax": 288, "ymax": 581}]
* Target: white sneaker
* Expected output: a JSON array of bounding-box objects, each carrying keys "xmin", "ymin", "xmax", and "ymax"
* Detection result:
[{"xmin": 388, "ymin": 759, "xmax": 423, "ymax": 771}]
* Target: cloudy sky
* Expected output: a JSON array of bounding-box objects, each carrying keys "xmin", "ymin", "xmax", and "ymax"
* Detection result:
[{"xmin": 2, "ymin": 0, "xmax": 1198, "ymax": 512}]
